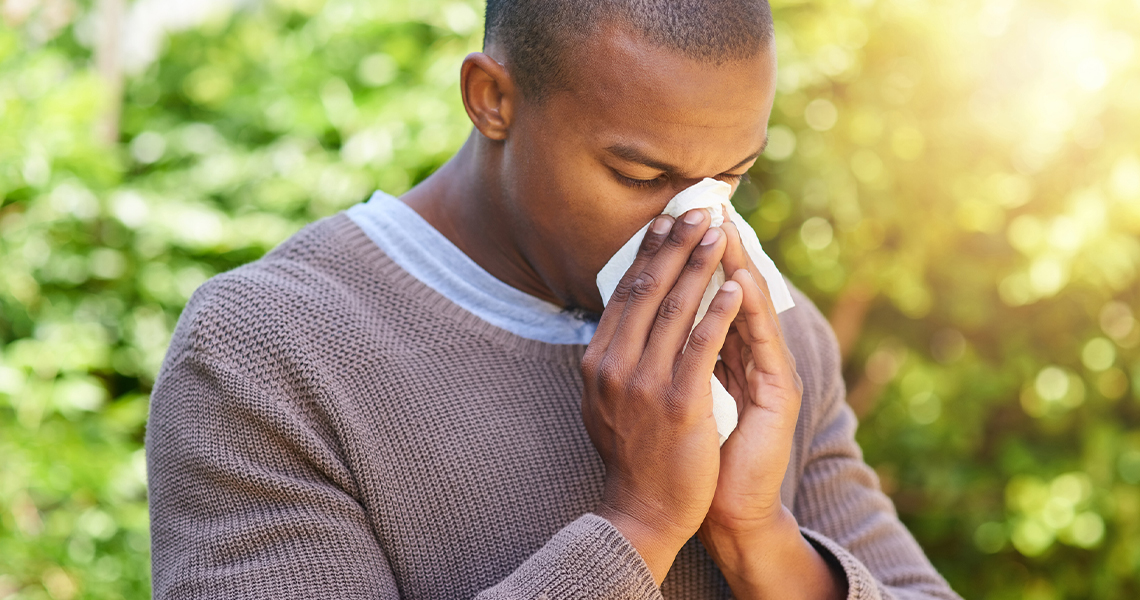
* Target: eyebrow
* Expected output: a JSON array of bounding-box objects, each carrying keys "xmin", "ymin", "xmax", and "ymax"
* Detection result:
[{"xmin": 605, "ymin": 135, "xmax": 769, "ymax": 177}]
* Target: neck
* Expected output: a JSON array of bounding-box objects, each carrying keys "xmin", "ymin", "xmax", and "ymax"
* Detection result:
[{"xmin": 400, "ymin": 132, "xmax": 563, "ymax": 307}]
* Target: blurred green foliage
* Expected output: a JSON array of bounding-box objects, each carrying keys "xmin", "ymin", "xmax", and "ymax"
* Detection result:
[{"xmin": 1, "ymin": 0, "xmax": 1138, "ymax": 598}]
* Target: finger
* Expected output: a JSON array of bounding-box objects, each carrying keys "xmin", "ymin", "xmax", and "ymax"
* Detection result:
[
  {"xmin": 638, "ymin": 226, "xmax": 727, "ymax": 376},
  {"xmin": 719, "ymin": 332, "xmax": 749, "ymax": 412},
  {"xmin": 673, "ymin": 280, "xmax": 743, "ymax": 405},
  {"xmin": 720, "ymin": 221, "xmax": 786, "ymax": 347},
  {"xmin": 608, "ymin": 208, "xmax": 712, "ymax": 359},
  {"xmin": 719, "ymin": 220, "xmax": 749, "ymax": 287},
  {"xmin": 731, "ymin": 268, "xmax": 794, "ymax": 379},
  {"xmin": 592, "ymin": 215, "xmax": 676, "ymax": 348}
]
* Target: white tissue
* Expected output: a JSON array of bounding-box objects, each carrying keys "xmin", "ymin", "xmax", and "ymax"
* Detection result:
[{"xmin": 596, "ymin": 178, "xmax": 795, "ymax": 446}]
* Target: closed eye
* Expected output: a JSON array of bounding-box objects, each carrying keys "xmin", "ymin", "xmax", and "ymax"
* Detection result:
[
  {"xmin": 613, "ymin": 169, "xmax": 751, "ymax": 190},
  {"xmin": 613, "ymin": 170, "xmax": 668, "ymax": 189}
]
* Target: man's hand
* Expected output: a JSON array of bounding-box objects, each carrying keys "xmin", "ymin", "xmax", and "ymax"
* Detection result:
[
  {"xmin": 697, "ymin": 221, "xmax": 847, "ymax": 599},
  {"xmin": 703, "ymin": 219, "xmax": 804, "ymax": 541},
  {"xmin": 581, "ymin": 208, "xmax": 740, "ymax": 586}
]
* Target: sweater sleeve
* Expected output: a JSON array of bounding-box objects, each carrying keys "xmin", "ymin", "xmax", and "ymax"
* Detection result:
[
  {"xmin": 479, "ymin": 513, "xmax": 662, "ymax": 599},
  {"xmin": 790, "ymin": 310, "xmax": 962, "ymax": 600},
  {"xmin": 147, "ymin": 351, "xmax": 661, "ymax": 600}
]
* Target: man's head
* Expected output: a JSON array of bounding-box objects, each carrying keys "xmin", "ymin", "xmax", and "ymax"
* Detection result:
[
  {"xmin": 458, "ymin": 0, "xmax": 777, "ymax": 314},
  {"xmin": 483, "ymin": 0, "xmax": 774, "ymax": 102}
]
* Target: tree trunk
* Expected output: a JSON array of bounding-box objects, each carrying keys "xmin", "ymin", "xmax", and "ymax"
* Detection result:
[{"xmin": 95, "ymin": 0, "xmax": 125, "ymax": 145}]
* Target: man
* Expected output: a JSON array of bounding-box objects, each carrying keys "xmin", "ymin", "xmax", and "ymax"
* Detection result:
[{"xmin": 147, "ymin": 0, "xmax": 961, "ymax": 598}]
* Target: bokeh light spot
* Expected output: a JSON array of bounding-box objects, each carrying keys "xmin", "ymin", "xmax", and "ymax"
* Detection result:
[
  {"xmin": 1047, "ymin": 216, "xmax": 1083, "ymax": 254},
  {"xmin": 1012, "ymin": 519, "xmax": 1054, "ymax": 556},
  {"xmin": 1109, "ymin": 155, "xmax": 1140, "ymax": 201},
  {"xmin": 804, "ymin": 98, "xmax": 838, "ymax": 131},
  {"xmin": 1050, "ymin": 473, "xmax": 1090, "ymax": 506},
  {"xmin": 764, "ymin": 125, "xmax": 797, "ymax": 161},
  {"xmin": 1028, "ymin": 258, "xmax": 1067, "ymax": 297},
  {"xmin": 908, "ymin": 391, "xmax": 941, "ymax": 424},
  {"xmin": 441, "ymin": 2, "xmax": 480, "ymax": 34},
  {"xmin": 1035, "ymin": 366, "xmax": 1069, "ymax": 402},
  {"xmin": 1066, "ymin": 512, "xmax": 1105, "ymax": 548},
  {"xmin": 130, "ymin": 131, "xmax": 166, "ymax": 164},
  {"xmin": 974, "ymin": 522, "xmax": 1006, "ymax": 554},
  {"xmin": 1096, "ymin": 368, "xmax": 1128, "ymax": 399},
  {"xmin": 865, "ymin": 341, "xmax": 906, "ymax": 385},
  {"xmin": 757, "ymin": 189, "xmax": 792, "ymax": 223},
  {"xmin": 357, "ymin": 53, "xmax": 398, "ymax": 87},
  {"xmin": 800, "ymin": 217, "xmax": 834, "ymax": 250},
  {"xmin": 1041, "ymin": 497, "xmax": 1075, "ymax": 530},
  {"xmin": 183, "ymin": 65, "xmax": 233, "ymax": 105},
  {"xmin": 1099, "ymin": 302, "xmax": 1136, "ymax": 342},
  {"xmin": 1075, "ymin": 57, "xmax": 1109, "ymax": 91},
  {"xmin": 1081, "ymin": 338, "xmax": 1116, "ymax": 372}
]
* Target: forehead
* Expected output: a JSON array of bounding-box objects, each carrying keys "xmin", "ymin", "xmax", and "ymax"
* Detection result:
[{"xmin": 555, "ymin": 23, "xmax": 777, "ymax": 171}]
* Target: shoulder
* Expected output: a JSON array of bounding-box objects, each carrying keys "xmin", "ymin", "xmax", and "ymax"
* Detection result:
[{"xmin": 159, "ymin": 214, "xmax": 381, "ymax": 380}]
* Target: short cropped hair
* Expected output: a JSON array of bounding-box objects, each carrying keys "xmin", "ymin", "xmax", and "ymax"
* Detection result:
[{"xmin": 484, "ymin": 0, "xmax": 775, "ymax": 101}]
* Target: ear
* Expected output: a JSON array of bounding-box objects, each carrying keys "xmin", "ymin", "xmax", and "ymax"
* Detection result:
[{"xmin": 460, "ymin": 52, "xmax": 517, "ymax": 142}]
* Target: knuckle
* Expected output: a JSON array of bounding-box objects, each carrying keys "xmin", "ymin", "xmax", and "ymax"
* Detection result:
[
  {"xmin": 638, "ymin": 231, "xmax": 666, "ymax": 255},
  {"xmin": 581, "ymin": 349, "xmax": 601, "ymax": 379},
  {"xmin": 656, "ymin": 294, "xmax": 686, "ymax": 322},
  {"xmin": 596, "ymin": 356, "xmax": 628, "ymax": 392},
  {"xmin": 686, "ymin": 327, "xmax": 717, "ymax": 353},
  {"xmin": 683, "ymin": 252, "xmax": 709, "ymax": 273},
  {"xmin": 662, "ymin": 227, "xmax": 690, "ymax": 252},
  {"xmin": 707, "ymin": 295, "xmax": 735, "ymax": 318},
  {"xmin": 628, "ymin": 272, "xmax": 661, "ymax": 303},
  {"xmin": 627, "ymin": 370, "xmax": 659, "ymax": 400},
  {"xmin": 610, "ymin": 278, "xmax": 635, "ymax": 303}
]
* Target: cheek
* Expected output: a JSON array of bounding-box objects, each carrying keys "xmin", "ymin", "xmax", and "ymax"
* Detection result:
[
  {"xmin": 547, "ymin": 163, "xmax": 669, "ymax": 257},
  {"xmin": 504, "ymin": 119, "xmax": 674, "ymax": 276},
  {"xmin": 513, "ymin": 147, "xmax": 649, "ymax": 245}
]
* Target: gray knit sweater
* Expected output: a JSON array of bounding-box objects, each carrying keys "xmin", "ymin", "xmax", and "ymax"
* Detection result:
[{"xmin": 146, "ymin": 214, "xmax": 961, "ymax": 599}]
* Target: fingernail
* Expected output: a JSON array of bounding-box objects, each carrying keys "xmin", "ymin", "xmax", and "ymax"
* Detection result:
[
  {"xmin": 650, "ymin": 216, "xmax": 673, "ymax": 234},
  {"xmin": 700, "ymin": 227, "xmax": 721, "ymax": 246},
  {"xmin": 683, "ymin": 208, "xmax": 706, "ymax": 225},
  {"xmin": 721, "ymin": 280, "xmax": 741, "ymax": 293}
]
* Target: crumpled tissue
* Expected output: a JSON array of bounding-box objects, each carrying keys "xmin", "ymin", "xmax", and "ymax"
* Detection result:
[{"xmin": 596, "ymin": 177, "xmax": 795, "ymax": 445}]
